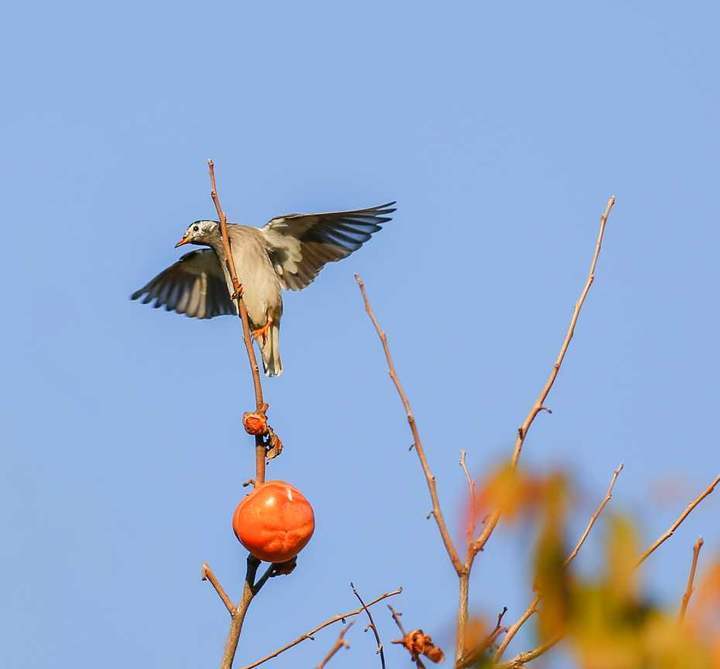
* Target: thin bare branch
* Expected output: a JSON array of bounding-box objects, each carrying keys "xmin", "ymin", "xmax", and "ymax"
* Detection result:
[
  {"xmin": 388, "ymin": 606, "xmax": 429, "ymax": 669},
  {"xmin": 202, "ymin": 563, "xmax": 234, "ymax": 615},
  {"xmin": 487, "ymin": 606, "xmax": 509, "ymax": 646},
  {"xmin": 456, "ymin": 571, "xmax": 470, "ymax": 664},
  {"xmin": 460, "ymin": 450, "xmax": 478, "ymax": 541},
  {"xmin": 493, "ymin": 598, "xmax": 539, "ymax": 662},
  {"xmin": 238, "ymin": 588, "xmax": 402, "ymax": 669},
  {"xmin": 471, "ymin": 196, "xmax": 616, "ymax": 557},
  {"xmin": 635, "ymin": 474, "xmax": 719, "ymax": 567},
  {"xmin": 388, "ymin": 605, "xmax": 406, "ymax": 636},
  {"xmin": 351, "ymin": 582, "xmax": 386, "ymax": 668},
  {"xmin": 316, "ymin": 621, "xmax": 355, "ymax": 669},
  {"xmin": 496, "ymin": 634, "xmax": 562, "ymax": 669},
  {"xmin": 678, "ymin": 537, "xmax": 704, "ymax": 623},
  {"xmin": 457, "ymin": 606, "xmax": 508, "ymax": 669},
  {"xmin": 565, "ymin": 463, "xmax": 624, "ymax": 565},
  {"xmin": 494, "ymin": 463, "xmax": 623, "ymax": 661},
  {"xmin": 355, "ymin": 274, "xmax": 464, "ymax": 576},
  {"xmin": 219, "ymin": 556, "xmax": 261, "ymax": 669},
  {"xmin": 208, "ymin": 160, "xmax": 268, "ymax": 486}
]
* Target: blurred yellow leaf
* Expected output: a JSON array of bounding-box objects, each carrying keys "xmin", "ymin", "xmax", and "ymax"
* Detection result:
[
  {"xmin": 534, "ymin": 473, "xmax": 570, "ymax": 642},
  {"xmin": 605, "ymin": 514, "xmax": 640, "ymax": 605}
]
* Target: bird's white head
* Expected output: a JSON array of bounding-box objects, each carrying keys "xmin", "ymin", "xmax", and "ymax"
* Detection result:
[{"xmin": 175, "ymin": 220, "xmax": 220, "ymax": 248}]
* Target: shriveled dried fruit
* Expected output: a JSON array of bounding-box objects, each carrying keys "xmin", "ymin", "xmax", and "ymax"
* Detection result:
[
  {"xmin": 393, "ymin": 629, "xmax": 445, "ymax": 664},
  {"xmin": 242, "ymin": 411, "xmax": 268, "ymax": 436}
]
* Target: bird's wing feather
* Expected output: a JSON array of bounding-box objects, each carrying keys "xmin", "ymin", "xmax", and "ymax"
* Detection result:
[
  {"xmin": 258, "ymin": 202, "xmax": 396, "ymax": 290},
  {"xmin": 130, "ymin": 249, "xmax": 235, "ymax": 319}
]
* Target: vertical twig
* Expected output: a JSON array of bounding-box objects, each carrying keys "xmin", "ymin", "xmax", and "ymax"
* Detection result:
[
  {"xmin": 484, "ymin": 607, "xmax": 509, "ymax": 649},
  {"xmin": 351, "ymin": 582, "xmax": 387, "ymax": 669},
  {"xmin": 678, "ymin": 537, "xmax": 704, "ymax": 622},
  {"xmin": 203, "ymin": 162, "xmax": 278, "ymax": 669},
  {"xmin": 460, "ymin": 450, "xmax": 478, "ymax": 541},
  {"xmin": 456, "ymin": 571, "xmax": 470, "ymax": 664},
  {"xmin": 388, "ymin": 605, "xmax": 407, "ymax": 636},
  {"xmin": 208, "ymin": 159, "xmax": 267, "ymax": 485},
  {"xmin": 218, "ymin": 556, "xmax": 261, "ymax": 669}
]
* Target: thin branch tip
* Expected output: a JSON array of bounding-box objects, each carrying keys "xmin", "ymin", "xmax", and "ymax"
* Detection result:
[
  {"xmin": 678, "ymin": 535, "xmax": 706, "ymax": 623},
  {"xmin": 356, "ymin": 276, "xmax": 464, "ymax": 576},
  {"xmin": 636, "ymin": 473, "xmax": 719, "ymax": 567},
  {"xmin": 351, "ymin": 583, "xmax": 386, "ymax": 668},
  {"xmin": 471, "ymin": 196, "xmax": 617, "ymax": 559}
]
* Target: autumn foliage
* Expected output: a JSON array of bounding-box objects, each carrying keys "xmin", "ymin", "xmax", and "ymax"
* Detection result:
[{"xmin": 457, "ymin": 464, "xmax": 720, "ymax": 669}]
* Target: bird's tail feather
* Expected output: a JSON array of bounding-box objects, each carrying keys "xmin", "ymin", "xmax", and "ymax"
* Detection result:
[{"xmin": 260, "ymin": 323, "xmax": 282, "ymax": 377}]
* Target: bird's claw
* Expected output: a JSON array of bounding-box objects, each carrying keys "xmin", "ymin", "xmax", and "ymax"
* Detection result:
[{"xmin": 252, "ymin": 322, "xmax": 271, "ymax": 345}]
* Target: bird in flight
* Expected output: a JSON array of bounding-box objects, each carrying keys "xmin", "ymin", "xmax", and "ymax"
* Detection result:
[{"xmin": 131, "ymin": 202, "xmax": 396, "ymax": 376}]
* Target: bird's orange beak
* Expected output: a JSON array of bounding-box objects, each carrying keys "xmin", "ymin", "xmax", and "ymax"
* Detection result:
[{"xmin": 175, "ymin": 235, "xmax": 190, "ymax": 248}]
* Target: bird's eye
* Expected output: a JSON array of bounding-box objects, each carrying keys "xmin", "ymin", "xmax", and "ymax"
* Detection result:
[{"xmin": 193, "ymin": 225, "xmax": 199, "ymax": 232}]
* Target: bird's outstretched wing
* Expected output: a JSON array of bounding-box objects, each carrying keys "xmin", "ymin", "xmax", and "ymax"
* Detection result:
[
  {"xmin": 259, "ymin": 201, "xmax": 396, "ymax": 290},
  {"xmin": 130, "ymin": 249, "xmax": 235, "ymax": 319}
]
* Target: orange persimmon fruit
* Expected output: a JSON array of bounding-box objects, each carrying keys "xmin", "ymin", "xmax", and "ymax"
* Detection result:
[{"xmin": 232, "ymin": 480, "xmax": 315, "ymax": 563}]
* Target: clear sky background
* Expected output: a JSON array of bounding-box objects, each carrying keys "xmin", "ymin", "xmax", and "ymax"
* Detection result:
[{"xmin": 3, "ymin": 2, "xmax": 719, "ymax": 667}]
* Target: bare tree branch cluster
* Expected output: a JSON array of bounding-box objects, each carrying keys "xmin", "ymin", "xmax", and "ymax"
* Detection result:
[
  {"xmin": 356, "ymin": 196, "xmax": 618, "ymax": 665},
  {"xmin": 191, "ymin": 170, "xmax": 717, "ymax": 669},
  {"xmin": 355, "ymin": 195, "xmax": 719, "ymax": 667},
  {"xmin": 238, "ymin": 588, "xmax": 402, "ymax": 669}
]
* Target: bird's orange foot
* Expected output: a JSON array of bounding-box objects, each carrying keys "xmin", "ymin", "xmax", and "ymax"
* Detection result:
[{"xmin": 252, "ymin": 320, "xmax": 272, "ymax": 345}]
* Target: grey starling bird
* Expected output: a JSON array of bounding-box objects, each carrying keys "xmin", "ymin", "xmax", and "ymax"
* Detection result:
[{"xmin": 131, "ymin": 202, "xmax": 396, "ymax": 376}]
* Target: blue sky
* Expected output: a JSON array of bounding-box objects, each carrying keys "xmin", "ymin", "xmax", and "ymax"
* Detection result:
[{"xmin": 3, "ymin": 2, "xmax": 719, "ymax": 667}]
